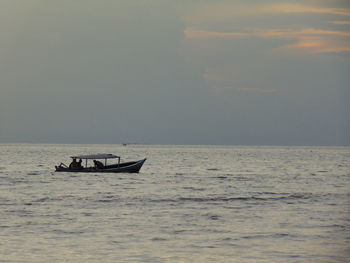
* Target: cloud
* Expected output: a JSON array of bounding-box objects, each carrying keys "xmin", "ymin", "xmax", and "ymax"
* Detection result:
[
  {"xmin": 330, "ymin": 21, "xmax": 350, "ymax": 25},
  {"xmin": 236, "ymin": 88, "xmax": 278, "ymax": 94},
  {"xmin": 184, "ymin": 1, "xmax": 350, "ymax": 53},
  {"xmin": 203, "ymin": 71, "xmax": 229, "ymax": 83},
  {"xmin": 184, "ymin": 28, "xmax": 251, "ymax": 39},
  {"xmin": 202, "ymin": 68, "xmax": 241, "ymax": 85},
  {"xmin": 185, "ymin": 27, "xmax": 350, "ymax": 53},
  {"xmin": 203, "ymin": 69, "xmax": 278, "ymax": 95},
  {"xmin": 209, "ymin": 86, "xmax": 278, "ymax": 95},
  {"xmin": 257, "ymin": 3, "xmax": 350, "ymax": 17},
  {"xmin": 282, "ymin": 35, "xmax": 350, "ymax": 53},
  {"xmin": 185, "ymin": 27, "xmax": 350, "ymax": 39},
  {"xmin": 185, "ymin": 2, "xmax": 350, "ymax": 25}
]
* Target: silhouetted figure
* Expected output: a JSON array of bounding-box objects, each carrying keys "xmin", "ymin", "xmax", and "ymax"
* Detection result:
[
  {"xmin": 69, "ymin": 158, "xmax": 79, "ymax": 169},
  {"xmin": 93, "ymin": 160, "xmax": 104, "ymax": 169}
]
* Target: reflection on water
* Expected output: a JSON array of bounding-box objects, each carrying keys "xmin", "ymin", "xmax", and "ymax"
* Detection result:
[{"xmin": 0, "ymin": 144, "xmax": 349, "ymax": 262}]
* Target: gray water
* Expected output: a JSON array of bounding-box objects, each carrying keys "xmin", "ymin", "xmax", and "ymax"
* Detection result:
[{"xmin": 0, "ymin": 144, "xmax": 349, "ymax": 262}]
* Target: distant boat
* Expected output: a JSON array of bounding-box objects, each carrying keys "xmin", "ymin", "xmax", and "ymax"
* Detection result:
[{"xmin": 55, "ymin": 154, "xmax": 146, "ymax": 173}]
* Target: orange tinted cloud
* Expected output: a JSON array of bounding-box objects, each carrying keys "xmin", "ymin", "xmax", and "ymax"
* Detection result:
[
  {"xmin": 184, "ymin": 1, "xmax": 350, "ymax": 53},
  {"xmin": 185, "ymin": 27, "xmax": 350, "ymax": 53},
  {"xmin": 185, "ymin": 2, "xmax": 350, "ymax": 25},
  {"xmin": 185, "ymin": 28, "xmax": 251, "ymax": 39},
  {"xmin": 185, "ymin": 28, "xmax": 350, "ymax": 40},
  {"xmin": 330, "ymin": 21, "xmax": 350, "ymax": 25},
  {"xmin": 283, "ymin": 36, "xmax": 350, "ymax": 53},
  {"xmin": 258, "ymin": 3, "xmax": 350, "ymax": 17}
]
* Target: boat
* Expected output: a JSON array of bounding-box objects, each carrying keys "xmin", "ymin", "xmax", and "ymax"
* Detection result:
[{"xmin": 55, "ymin": 154, "xmax": 146, "ymax": 173}]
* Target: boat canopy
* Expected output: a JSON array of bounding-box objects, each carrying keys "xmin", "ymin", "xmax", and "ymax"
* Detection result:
[{"xmin": 71, "ymin": 154, "xmax": 120, "ymax": 160}]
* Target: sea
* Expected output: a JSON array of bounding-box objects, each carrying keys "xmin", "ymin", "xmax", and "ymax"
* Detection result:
[{"xmin": 0, "ymin": 144, "xmax": 349, "ymax": 263}]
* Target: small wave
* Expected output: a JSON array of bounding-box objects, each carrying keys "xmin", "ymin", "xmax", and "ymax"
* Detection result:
[
  {"xmin": 151, "ymin": 237, "xmax": 167, "ymax": 241},
  {"xmin": 172, "ymin": 230, "xmax": 187, "ymax": 234},
  {"xmin": 178, "ymin": 197, "xmax": 251, "ymax": 202},
  {"xmin": 33, "ymin": 197, "xmax": 50, "ymax": 203},
  {"xmin": 149, "ymin": 198, "xmax": 177, "ymax": 203},
  {"xmin": 205, "ymin": 214, "xmax": 221, "ymax": 220},
  {"xmin": 103, "ymin": 195, "xmax": 116, "ymax": 199},
  {"xmin": 82, "ymin": 212, "xmax": 93, "ymax": 216},
  {"xmin": 258, "ymin": 192, "xmax": 290, "ymax": 195},
  {"xmin": 319, "ymin": 224, "xmax": 346, "ymax": 229},
  {"xmin": 97, "ymin": 195, "xmax": 120, "ymax": 203},
  {"xmin": 31, "ymin": 196, "xmax": 68, "ymax": 203},
  {"xmin": 149, "ymin": 194, "xmax": 314, "ymax": 203},
  {"xmin": 27, "ymin": 172, "xmax": 39, "ymax": 175},
  {"xmin": 53, "ymin": 229, "xmax": 85, "ymax": 235},
  {"xmin": 222, "ymin": 237, "xmax": 241, "ymax": 242},
  {"xmin": 288, "ymin": 193, "xmax": 312, "ymax": 199},
  {"xmin": 98, "ymin": 199, "xmax": 116, "ymax": 203},
  {"xmin": 190, "ymin": 245, "xmax": 217, "ymax": 249},
  {"xmin": 183, "ymin": 186, "xmax": 206, "ymax": 191},
  {"xmin": 241, "ymin": 233, "xmax": 290, "ymax": 240},
  {"xmin": 234, "ymin": 176, "xmax": 255, "ymax": 181}
]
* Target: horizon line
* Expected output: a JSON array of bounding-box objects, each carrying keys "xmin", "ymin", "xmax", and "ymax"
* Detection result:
[{"xmin": 0, "ymin": 142, "xmax": 349, "ymax": 147}]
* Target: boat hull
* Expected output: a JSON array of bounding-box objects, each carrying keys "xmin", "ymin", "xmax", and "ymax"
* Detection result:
[{"xmin": 55, "ymin": 159, "xmax": 146, "ymax": 173}]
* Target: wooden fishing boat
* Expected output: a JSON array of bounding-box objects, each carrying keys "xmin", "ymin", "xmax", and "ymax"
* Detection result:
[{"xmin": 55, "ymin": 154, "xmax": 146, "ymax": 173}]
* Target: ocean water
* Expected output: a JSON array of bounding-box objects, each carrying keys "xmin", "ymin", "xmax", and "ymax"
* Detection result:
[{"xmin": 0, "ymin": 144, "xmax": 349, "ymax": 263}]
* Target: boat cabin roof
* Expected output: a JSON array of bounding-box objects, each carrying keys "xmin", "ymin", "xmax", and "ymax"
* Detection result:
[{"xmin": 71, "ymin": 154, "xmax": 120, "ymax": 160}]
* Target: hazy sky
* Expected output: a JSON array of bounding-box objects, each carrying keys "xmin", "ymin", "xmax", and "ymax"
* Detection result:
[{"xmin": 1, "ymin": 0, "xmax": 349, "ymax": 145}]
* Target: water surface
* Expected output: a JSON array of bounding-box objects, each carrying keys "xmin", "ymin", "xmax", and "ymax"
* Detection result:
[{"xmin": 0, "ymin": 144, "xmax": 349, "ymax": 262}]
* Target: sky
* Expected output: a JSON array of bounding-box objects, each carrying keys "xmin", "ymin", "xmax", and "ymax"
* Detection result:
[{"xmin": 0, "ymin": 0, "xmax": 349, "ymax": 146}]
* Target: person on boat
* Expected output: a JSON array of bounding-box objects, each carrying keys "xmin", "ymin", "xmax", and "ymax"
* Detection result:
[
  {"xmin": 78, "ymin": 159, "xmax": 82, "ymax": 168},
  {"xmin": 93, "ymin": 160, "xmax": 104, "ymax": 169},
  {"xmin": 69, "ymin": 158, "xmax": 79, "ymax": 169}
]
